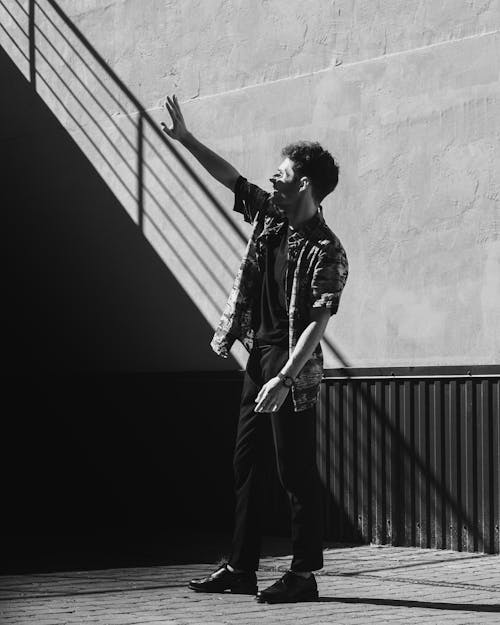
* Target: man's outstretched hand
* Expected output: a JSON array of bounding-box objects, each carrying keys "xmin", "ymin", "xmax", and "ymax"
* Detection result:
[{"xmin": 161, "ymin": 94, "xmax": 189, "ymax": 142}]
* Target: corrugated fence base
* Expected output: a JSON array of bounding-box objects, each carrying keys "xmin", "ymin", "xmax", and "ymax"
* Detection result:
[{"xmin": 317, "ymin": 369, "xmax": 500, "ymax": 554}]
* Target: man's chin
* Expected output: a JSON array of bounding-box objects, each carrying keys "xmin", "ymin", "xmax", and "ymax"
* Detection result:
[{"xmin": 271, "ymin": 196, "xmax": 286, "ymax": 212}]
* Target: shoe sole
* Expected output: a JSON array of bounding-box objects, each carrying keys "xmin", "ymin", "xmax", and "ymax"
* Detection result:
[
  {"xmin": 256, "ymin": 589, "xmax": 319, "ymax": 604},
  {"xmin": 188, "ymin": 583, "xmax": 257, "ymax": 595}
]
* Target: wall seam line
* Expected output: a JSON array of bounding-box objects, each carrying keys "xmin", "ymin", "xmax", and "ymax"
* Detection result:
[{"xmin": 121, "ymin": 28, "xmax": 500, "ymax": 120}]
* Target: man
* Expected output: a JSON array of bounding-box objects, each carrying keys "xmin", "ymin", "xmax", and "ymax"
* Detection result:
[{"xmin": 161, "ymin": 95, "xmax": 348, "ymax": 603}]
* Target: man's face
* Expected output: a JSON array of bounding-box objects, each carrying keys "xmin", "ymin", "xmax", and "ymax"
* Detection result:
[{"xmin": 269, "ymin": 157, "xmax": 302, "ymax": 211}]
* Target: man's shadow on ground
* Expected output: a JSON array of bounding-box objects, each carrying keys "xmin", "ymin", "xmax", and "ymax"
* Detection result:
[{"xmin": 315, "ymin": 596, "xmax": 499, "ymax": 612}]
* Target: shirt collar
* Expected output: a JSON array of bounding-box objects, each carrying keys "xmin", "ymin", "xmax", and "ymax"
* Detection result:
[
  {"xmin": 289, "ymin": 206, "xmax": 324, "ymax": 239},
  {"xmin": 260, "ymin": 206, "xmax": 324, "ymax": 241}
]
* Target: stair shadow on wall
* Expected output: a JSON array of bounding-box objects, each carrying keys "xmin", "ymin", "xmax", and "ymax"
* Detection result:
[{"xmin": 1, "ymin": 45, "xmax": 237, "ymax": 372}]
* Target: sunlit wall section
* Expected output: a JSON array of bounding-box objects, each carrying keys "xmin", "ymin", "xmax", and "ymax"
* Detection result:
[
  {"xmin": 31, "ymin": 0, "xmax": 146, "ymax": 223},
  {"xmin": 0, "ymin": 0, "xmax": 29, "ymax": 80}
]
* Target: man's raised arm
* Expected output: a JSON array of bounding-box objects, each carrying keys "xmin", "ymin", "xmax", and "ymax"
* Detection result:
[{"xmin": 161, "ymin": 94, "xmax": 240, "ymax": 192}]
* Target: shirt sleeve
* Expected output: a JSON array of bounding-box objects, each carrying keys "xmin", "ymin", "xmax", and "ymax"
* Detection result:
[
  {"xmin": 233, "ymin": 175, "xmax": 272, "ymax": 224},
  {"xmin": 311, "ymin": 242, "xmax": 349, "ymax": 316}
]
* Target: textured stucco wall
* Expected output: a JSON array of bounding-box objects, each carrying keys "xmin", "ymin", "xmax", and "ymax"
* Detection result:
[{"xmin": 1, "ymin": 0, "xmax": 499, "ymax": 368}]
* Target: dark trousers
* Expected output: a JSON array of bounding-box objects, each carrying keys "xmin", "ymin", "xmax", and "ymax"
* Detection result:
[{"xmin": 229, "ymin": 342, "xmax": 323, "ymax": 572}]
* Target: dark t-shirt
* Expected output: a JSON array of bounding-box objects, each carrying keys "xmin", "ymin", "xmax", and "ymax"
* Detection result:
[{"xmin": 255, "ymin": 227, "xmax": 290, "ymax": 348}]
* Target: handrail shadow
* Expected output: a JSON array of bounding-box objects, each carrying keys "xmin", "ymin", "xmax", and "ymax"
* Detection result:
[
  {"xmin": 2, "ymin": 0, "xmax": 247, "ymax": 321},
  {"xmin": 29, "ymin": 0, "xmax": 245, "ymax": 262},
  {"xmin": 33, "ymin": 0, "xmax": 247, "ymax": 245}
]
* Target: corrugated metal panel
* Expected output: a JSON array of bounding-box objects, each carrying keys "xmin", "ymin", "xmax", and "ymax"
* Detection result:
[{"xmin": 317, "ymin": 374, "xmax": 500, "ymax": 554}]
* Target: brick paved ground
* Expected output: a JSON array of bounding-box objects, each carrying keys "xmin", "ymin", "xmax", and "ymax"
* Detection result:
[{"xmin": 1, "ymin": 543, "xmax": 499, "ymax": 624}]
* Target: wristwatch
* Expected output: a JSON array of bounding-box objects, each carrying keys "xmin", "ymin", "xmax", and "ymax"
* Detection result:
[{"xmin": 277, "ymin": 372, "xmax": 295, "ymax": 388}]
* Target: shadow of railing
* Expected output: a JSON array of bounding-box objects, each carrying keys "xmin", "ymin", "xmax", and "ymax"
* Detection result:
[{"xmin": 1, "ymin": 0, "xmax": 250, "ymax": 363}]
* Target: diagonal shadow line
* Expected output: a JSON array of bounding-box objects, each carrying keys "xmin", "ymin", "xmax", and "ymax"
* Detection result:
[
  {"xmin": 23, "ymin": 0, "xmax": 245, "ymax": 261},
  {"xmin": 0, "ymin": 0, "xmax": 243, "ymax": 287},
  {"xmin": 0, "ymin": 20, "xmax": 29, "ymax": 62},
  {"xmin": 0, "ymin": 4, "xmax": 137, "ymax": 205},
  {"xmin": 320, "ymin": 339, "xmax": 479, "ymax": 549},
  {"xmin": 315, "ymin": 596, "xmax": 500, "ymax": 611},
  {"xmin": 141, "ymin": 132, "xmax": 245, "ymax": 260},
  {"xmin": 6, "ymin": 0, "xmax": 247, "ymax": 267},
  {"xmin": 32, "ymin": 66, "xmax": 231, "ymax": 305},
  {"xmin": 1, "ymin": 0, "xmax": 29, "ymax": 35},
  {"xmin": 28, "ymin": 0, "xmax": 35, "ymax": 87},
  {"xmin": 36, "ymin": 0, "xmax": 246, "ymax": 246},
  {"xmin": 322, "ymin": 336, "xmax": 351, "ymax": 368},
  {"xmin": 4, "ymin": 0, "xmax": 247, "ymax": 303},
  {"xmin": 30, "ymin": 45, "xmax": 138, "ymax": 181},
  {"xmin": 143, "ymin": 214, "xmax": 225, "ymax": 314},
  {"xmin": 29, "ymin": 0, "xmax": 127, "ymax": 115},
  {"xmin": 31, "ymin": 41, "xmax": 239, "ymax": 283},
  {"xmin": 137, "ymin": 110, "xmax": 144, "ymax": 229},
  {"xmin": 22, "ymin": 45, "xmax": 234, "ymax": 302},
  {"xmin": 32, "ymin": 65, "xmax": 136, "ymax": 200}
]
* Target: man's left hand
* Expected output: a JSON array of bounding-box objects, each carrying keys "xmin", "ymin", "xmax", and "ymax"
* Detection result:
[{"xmin": 254, "ymin": 377, "xmax": 290, "ymax": 413}]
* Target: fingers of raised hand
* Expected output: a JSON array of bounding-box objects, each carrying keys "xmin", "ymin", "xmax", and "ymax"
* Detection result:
[
  {"xmin": 164, "ymin": 97, "xmax": 176, "ymax": 120},
  {"xmin": 161, "ymin": 98, "xmax": 177, "ymax": 135},
  {"xmin": 172, "ymin": 94, "xmax": 184, "ymax": 120},
  {"xmin": 167, "ymin": 95, "xmax": 182, "ymax": 120}
]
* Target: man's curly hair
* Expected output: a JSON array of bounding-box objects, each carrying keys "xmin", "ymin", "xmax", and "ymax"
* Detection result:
[{"xmin": 281, "ymin": 141, "xmax": 339, "ymax": 204}]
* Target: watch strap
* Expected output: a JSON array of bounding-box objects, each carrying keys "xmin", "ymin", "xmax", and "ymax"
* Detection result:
[{"xmin": 278, "ymin": 372, "xmax": 295, "ymax": 387}]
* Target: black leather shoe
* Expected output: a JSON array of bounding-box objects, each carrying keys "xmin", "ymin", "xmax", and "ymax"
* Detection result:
[
  {"xmin": 256, "ymin": 571, "xmax": 318, "ymax": 603},
  {"xmin": 188, "ymin": 564, "xmax": 258, "ymax": 595}
]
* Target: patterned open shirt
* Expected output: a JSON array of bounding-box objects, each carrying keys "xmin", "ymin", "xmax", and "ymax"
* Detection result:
[{"xmin": 211, "ymin": 176, "xmax": 349, "ymax": 411}]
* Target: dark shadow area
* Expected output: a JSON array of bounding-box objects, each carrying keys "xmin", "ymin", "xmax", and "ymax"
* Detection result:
[{"xmin": 1, "ymin": 374, "xmax": 242, "ymax": 574}]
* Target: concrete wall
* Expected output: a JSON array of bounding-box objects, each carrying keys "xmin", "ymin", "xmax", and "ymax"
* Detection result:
[{"xmin": 1, "ymin": 0, "xmax": 499, "ymax": 368}]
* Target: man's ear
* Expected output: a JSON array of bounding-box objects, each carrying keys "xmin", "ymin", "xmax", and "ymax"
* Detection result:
[{"xmin": 299, "ymin": 176, "xmax": 310, "ymax": 192}]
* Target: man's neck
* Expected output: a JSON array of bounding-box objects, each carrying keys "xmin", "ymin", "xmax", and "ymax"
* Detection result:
[{"xmin": 287, "ymin": 198, "xmax": 318, "ymax": 230}]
